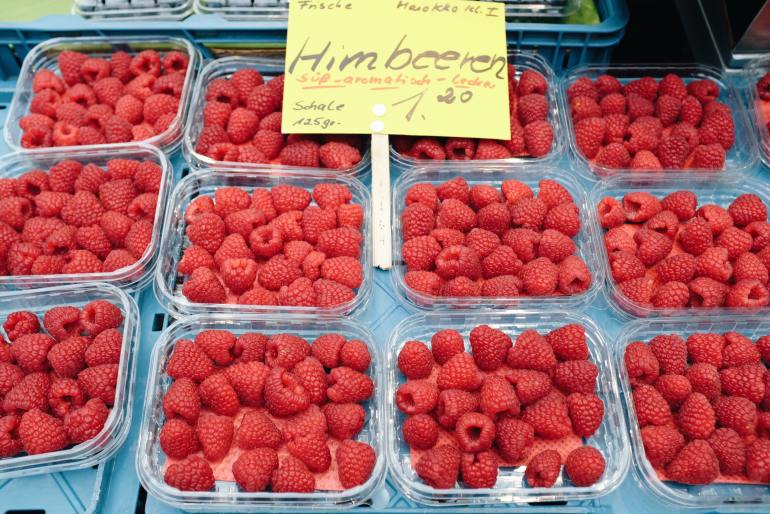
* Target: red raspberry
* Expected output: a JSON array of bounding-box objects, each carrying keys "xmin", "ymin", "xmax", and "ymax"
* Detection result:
[
  {"xmin": 3, "ymin": 311, "xmax": 40, "ymax": 341},
  {"xmin": 723, "ymin": 336, "xmax": 761, "ymax": 368},
  {"xmin": 162, "ymin": 377, "xmax": 200, "ymax": 424},
  {"xmin": 699, "ymin": 111, "xmax": 734, "ymax": 151},
  {"xmin": 264, "ymin": 367, "xmax": 310, "ymax": 416},
  {"xmin": 404, "ymin": 270, "xmax": 442, "ymax": 296},
  {"xmin": 714, "ymin": 395, "xmax": 757, "ymax": 436},
  {"xmin": 195, "ymin": 412, "xmax": 233, "ymax": 461},
  {"xmin": 0, "ymin": 363, "xmax": 23, "ymax": 396},
  {"xmin": 689, "ymin": 277, "xmax": 729, "ymax": 307},
  {"xmin": 567, "ymin": 76, "xmax": 599, "ymax": 101},
  {"xmin": 232, "ymin": 448, "xmax": 278, "ymax": 493},
  {"xmin": 570, "ymin": 95, "xmax": 601, "ymax": 121},
  {"xmin": 666, "ymin": 440, "xmax": 720, "ymax": 485},
  {"xmin": 164, "ymin": 456, "xmax": 215, "ymax": 492},
  {"xmin": 104, "ymin": 115, "xmax": 133, "ymax": 143},
  {"xmin": 435, "ymin": 388, "xmax": 478, "ymax": 428},
  {"xmin": 567, "ymin": 392, "xmax": 604, "ymax": 437},
  {"xmin": 746, "ymin": 439, "xmax": 770, "ymax": 482},
  {"xmin": 436, "ymin": 177, "xmax": 470, "ymax": 204},
  {"xmin": 519, "ymin": 69, "xmax": 548, "ymax": 95},
  {"xmin": 321, "ymin": 402, "xmax": 364, "ymax": 440},
  {"xmin": 655, "ymin": 374, "xmax": 692, "ymax": 407},
  {"xmin": 538, "ymin": 229, "xmax": 576, "ymax": 264},
  {"xmin": 523, "ymin": 120, "xmax": 554, "ymax": 157},
  {"xmin": 707, "ymin": 427, "xmax": 746, "ymax": 475},
  {"xmin": 720, "ymin": 364, "xmax": 765, "ymax": 403},
  {"xmin": 316, "ymin": 227, "xmax": 362, "ymax": 258},
  {"xmin": 553, "ymin": 360, "xmax": 598, "ymax": 394},
  {"xmin": 646, "ymin": 334, "xmax": 687, "ymax": 376},
  {"xmin": 159, "ymin": 418, "xmax": 199, "ymax": 459},
  {"xmin": 129, "ymin": 50, "xmax": 161, "ymax": 77},
  {"xmin": 641, "ymin": 425, "xmax": 685, "ymax": 468},
  {"xmin": 402, "ymin": 413, "xmax": 438, "ymax": 450},
  {"xmin": 437, "ymin": 352, "xmax": 482, "ymax": 391},
  {"xmin": 565, "ymin": 446, "xmax": 605, "ymax": 487},
  {"xmin": 477, "ymin": 203, "xmax": 511, "ymax": 236},
  {"xmin": 402, "ymin": 202, "xmax": 436, "ymax": 241},
  {"xmin": 525, "ymin": 449, "xmax": 561, "ymax": 487},
  {"xmin": 0, "ymin": 415, "xmax": 21, "ymax": 456},
  {"xmin": 396, "ymin": 380, "xmax": 438, "ymax": 415},
  {"xmin": 152, "ymin": 73, "xmax": 185, "ymax": 97},
  {"xmin": 686, "ymin": 332, "xmax": 724, "ymax": 367},
  {"xmin": 523, "ymin": 391, "xmax": 572, "ymax": 439},
  {"xmin": 318, "ymin": 142, "xmax": 362, "ymax": 170},
  {"xmin": 460, "ymin": 451, "xmax": 498, "ymax": 489},
  {"xmin": 11, "ymin": 333, "xmax": 55, "ymax": 373},
  {"xmin": 677, "ymin": 392, "xmax": 716, "ymax": 439},
  {"xmin": 465, "ymin": 228, "xmax": 500, "ymax": 258},
  {"xmin": 4, "ymin": 372, "xmax": 51, "ymax": 413},
  {"xmin": 409, "ymin": 138, "xmax": 446, "ymax": 160},
  {"xmin": 632, "ymin": 384, "xmax": 672, "ymax": 426},
  {"xmin": 727, "ymin": 194, "xmax": 767, "ymax": 227},
  {"xmin": 78, "ymin": 363, "xmax": 118, "ymax": 405},
  {"xmin": 726, "ymin": 279, "xmax": 770, "ymax": 308},
  {"xmin": 292, "ymin": 356, "xmax": 327, "ymax": 404},
  {"xmin": 18, "ymin": 409, "xmax": 68, "ymax": 455},
  {"xmin": 506, "ymin": 329, "xmax": 556, "ymax": 374},
  {"xmin": 416, "ymin": 444, "xmax": 461, "ymax": 489},
  {"xmin": 520, "ymin": 257, "xmax": 559, "ymax": 296},
  {"xmin": 327, "ymin": 366, "xmax": 372, "ymax": 403},
  {"xmin": 235, "ymin": 410, "xmax": 280, "ymax": 450},
  {"xmin": 455, "ymin": 412, "xmax": 496, "ymax": 453},
  {"xmin": 225, "ymin": 361, "xmax": 269, "ymax": 408},
  {"xmin": 225, "ymin": 107, "xmax": 258, "ymax": 144},
  {"xmin": 287, "ymin": 432, "xmax": 331, "ymax": 473},
  {"xmin": 167, "ymin": 338, "xmax": 216, "ymax": 382},
  {"xmin": 47, "ymin": 336, "xmax": 88, "ymax": 378}
]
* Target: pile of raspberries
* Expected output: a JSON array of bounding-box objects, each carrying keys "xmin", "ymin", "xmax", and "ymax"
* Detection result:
[
  {"xmin": 568, "ymin": 73, "xmax": 734, "ymax": 171},
  {"xmin": 194, "ymin": 67, "xmax": 364, "ymax": 170},
  {"xmin": 598, "ymin": 190, "xmax": 770, "ymax": 309},
  {"xmin": 392, "ymin": 65, "xmax": 554, "ymax": 161},
  {"xmin": 0, "ymin": 158, "xmax": 162, "ymax": 277},
  {"xmin": 400, "ymin": 176, "xmax": 591, "ymax": 298},
  {"xmin": 160, "ymin": 330, "xmax": 376, "ymax": 493},
  {"xmin": 0, "ymin": 300, "xmax": 125, "ymax": 459},
  {"xmin": 625, "ymin": 331, "xmax": 770, "ymax": 484},
  {"xmin": 178, "ymin": 182, "xmax": 364, "ymax": 308},
  {"xmin": 395, "ymin": 324, "xmax": 606, "ymax": 489},
  {"xmin": 20, "ymin": 49, "xmax": 190, "ymax": 149}
]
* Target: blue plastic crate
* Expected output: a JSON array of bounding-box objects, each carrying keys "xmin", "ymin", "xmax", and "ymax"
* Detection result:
[{"xmin": 0, "ymin": 0, "xmax": 626, "ymax": 80}]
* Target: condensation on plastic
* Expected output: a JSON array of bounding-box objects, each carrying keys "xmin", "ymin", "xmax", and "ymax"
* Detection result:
[
  {"xmin": 391, "ymin": 164, "xmax": 601, "ymax": 311},
  {"xmin": 5, "ymin": 36, "xmax": 200, "ymax": 154},
  {"xmin": 745, "ymin": 55, "xmax": 770, "ymax": 170},
  {"xmin": 72, "ymin": 0, "xmax": 194, "ymax": 20},
  {"xmin": 136, "ymin": 314, "xmax": 385, "ymax": 512},
  {"xmin": 588, "ymin": 174, "xmax": 770, "ymax": 319},
  {"xmin": 0, "ymin": 283, "xmax": 139, "ymax": 479},
  {"xmin": 153, "ymin": 169, "xmax": 372, "ymax": 317},
  {"xmin": 385, "ymin": 311, "xmax": 630, "ymax": 505},
  {"xmin": 616, "ymin": 316, "xmax": 770, "ymax": 508},
  {"xmin": 0, "ymin": 144, "xmax": 171, "ymax": 292},
  {"xmin": 559, "ymin": 63, "xmax": 759, "ymax": 182},
  {"xmin": 182, "ymin": 56, "xmax": 371, "ymax": 177},
  {"xmin": 390, "ymin": 51, "xmax": 564, "ymax": 174}
]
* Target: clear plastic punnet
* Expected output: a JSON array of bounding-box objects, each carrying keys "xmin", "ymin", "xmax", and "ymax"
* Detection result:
[
  {"xmin": 745, "ymin": 55, "xmax": 770, "ymax": 169},
  {"xmin": 391, "ymin": 164, "xmax": 601, "ymax": 311},
  {"xmin": 560, "ymin": 63, "xmax": 759, "ymax": 181},
  {"xmin": 385, "ymin": 311, "xmax": 630, "ymax": 505},
  {"xmin": 72, "ymin": 0, "xmax": 194, "ymax": 20},
  {"xmin": 390, "ymin": 51, "xmax": 564, "ymax": 173},
  {"xmin": 136, "ymin": 314, "xmax": 385, "ymax": 512},
  {"xmin": 616, "ymin": 316, "xmax": 770, "ymax": 508},
  {"xmin": 153, "ymin": 169, "xmax": 372, "ymax": 316},
  {"xmin": 182, "ymin": 56, "xmax": 371, "ymax": 177},
  {"xmin": 588, "ymin": 174, "xmax": 770, "ymax": 319},
  {"xmin": 5, "ymin": 36, "xmax": 200, "ymax": 154},
  {"xmin": 0, "ymin": 144, "xmax": 172, "ymax": 292},
  {"xmin": 0, "ymin": 283, "xmax": 139, "ymax": 479}
]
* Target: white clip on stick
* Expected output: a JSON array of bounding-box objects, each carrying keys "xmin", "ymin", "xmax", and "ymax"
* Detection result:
[{"xmin": 371, "ymin": 133, "xmax": 392, "ymax": 270}]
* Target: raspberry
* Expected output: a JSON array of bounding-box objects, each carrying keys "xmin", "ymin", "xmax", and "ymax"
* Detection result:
[
  {"xmin": 317, "ymin": 227, "xmax": 362, "ymax": 258},
  {"xmin": 104, "ymin": 115, "xmax": 133, "ymax": 143},
  {"xmin": 409, "ymin": 138, "xmax": 446, "ymax": 160},
  {"xmin": 538, "ymin": 229, "xmax": 576, "ymax": 264},
  {"xmin": 319, "ymin": 403, "xmax": 364, "ymax": 441},
  {"xmin": 404, "ymin": 270, "xmax": 442, "ymax": 296},
  {"xmin": 553, "ymin": 360, "xmax": 598, "ymax": 394},
  {"xmin": 565, "ymin": 446, "xmax": 605, "ymax": 487},
  {"xmin": 225, "ymin": 361, "xmax": 269, "ymax": 408},
  {"xmin": 655, "ymin": 374, "xmax": 692, "ymax": 407},
  {"xmin": 460, "ymin": 450, "xmax": 498, "ymax": 489},
  {"xmin": 720, "ymin": 364, "xmax": 765, "ymax": 403},
  {"xmin": 705, "ymin": 428, "xmax": 746, "ymax": 476},
  {"xmin": 434, "ymin": 389, "xmax": 477, "ymax": 428},
  {"xmin": 271, "ymin": 456, "xmax": 316, "ymax": 493},
  {"xmin": 264, "ymin": 367, "xmax": 310, "ymax": 416},
  {"xmin": 12, "ymin": 333, "xmax": 55, "ymax": 373},
  {"xmin": 47, "ymin": 336, "xmax": 88, "ymax": 378},
  {"xmin": 689, "ymin": 277, "xmax": 729, "ymax": 307},
  {"xmin": 436, "ymin": 199, "xmax": 477, "ymax": 232},
  {"xmin": 633, "ymin": 384, "xmax": 672, "ymax": 426},
  {"xmin": 78, "ymin": 363, "xmax": 118, "ymax": 405},
  {"xmin": 232, "ymin": 448, "xmax": 278, "ymax": 492},
  {"xmin": 4, "ymin": 372, "xmax": 51, "ymax": 414},
  {"xmin": 727, "ymin": 194, "xmax": 767, "ymax": 228},
  {"xmin": 286, "ymin": 432, "xmax": 331, "ymax": 473},
  {"xmin": 318, "ymin": 142, "xmax": 362, "ymax": 170},
  {"xmin": 518, "ymin": 93, "xmax": 548, "ymax": 125},
  {"xmin": 523, "ymin": 121, "xmax": 554, "ymax": 157},
  {"xmin": 3, "ymin": 311, "xmax": 40, "ymax": 341},
  {"xmin": 646, "ymin": 334, "xmax": 687, "ymax": 376},
  {"xmin": 667, "ymin": 440, "xmax": 720, "ymax": 485},
  {"xmin": 506, "ymin": 330, "xmax": 556, "ymax": 374},
  {"xmin": 6, "ymin": 241, "xmax": 41, "ymax": 275},
  {"xmin": 466, "ymin": 228, "xmax": 500, "ymax": 258},
  {"xmin": 746, "ymin": 439, "xmax": 770, "ymax": 482},
  {"xmin": 18, "ymin": 409, "xmax": 67, "ymax": 455},
  {"xmin": 327, "ymin": 366, "xmax": 372, "ymax": 403},
  {"xmin": 570, "ymin": 96, "xmax": 601, "ymax": 121},
  {"xmin": 477, "ymin": 203, "xmax": 511, "ymax": 236},
  {"xmin": 525, "ymin": 449, "xmax": 561, "ymax": 487},
  {"xmin": 416, "ymin": 444, "xmax": 461, "ymax": 489},
  {"xmin": 641, "ymin": 425, "xmax": 685, "ymax": 468},
  {"xmin": 714, "ymin": 395, "xmax": 757, "ymax": 436},
  {"xmin": 195, "ymin": 411, "xmax": 234, "ymax": 461},
  {"xmin": 236, "ymin": 410, "xmax": 280, "ymax": 450},
  {"xmin": 677, "ymin": 392, "xmax": 716, "ymax": 440},
  {"xmin": 0, "ymin": 363, "xmax": 23, "ymax": 395},
  {"xmin": 0, "ymin": 197, "xmax": 32, "ymax": 230},
  {"xmin": 164, "ymin": 456, "xmax": 215, "ymax": 492},
  {"xmin": 519, "ymin": 70, "xmax": 548, "ymax": 95},
  {"xmin": 503, "ymin": 229, "xmax": 542, "ymax": 262},
  {"xmin": 699, "ymin": 111, "xmax": 734, "ymax": 150},
  {"xmin": 692, "ymin": 143, "xmax": 726, "ymax": 169},
  {"xmin": 437, "ymin": 351, "xmax": 482, "ymax": 392},
  {"xmin": 0, "ymin": 415, "xmax": 21, "ymax": 457},
  {"xmin": 599, "ymin": 93, "xmax": 626, "ymax": 115},
  {"xmin": 568, "ymin": 77, "xmax": 599, "ymax": 101},
  {"xmin": 129, "ymin": 50, "xmax": 161, "ymax": 77},
  {"xmin": 159, "ymin": 417, "xmax": 199, "ymax": 459},
  {"xmin": 523, "ymin": 391, "xmax": 572, "ymax": 439},
  {"xmin": 224, "ymin": 107, "xmax": 258, "ymax": 144},
  {"xmin": 436, "ymin": 177, "xmax": 470, "ymax": 204},
  {"xmin": 162, "ymin": 377, "xmax": 200, "ymax": 424},
  {"xmin": 167, "ymin": 338, "xmax": 216, "ymax": 382},
  {"xmin": 401, "ymin": 413, "xmax": 438, "ymax": 450},
  {"xmin": 726, "ymin": 279, "xmax": 770, "ymax": 308},
  {"xmin": 565, "ymin": 392, "xmax": 603, "ymax": 437},
  {"xmin": 723, "ymin": 336, "xmax": 761, "ymax": 368},
  {"xmin": 152, "ymin": 73, "xmax": 185, "ymax": 97},
  {"xmin": 402, "ymin": 203, "xmax": 436, "ymax": 241},
  {"xmin": 519, "ymin": 257, "xmax": 558, "ymax": 296},
  {"xmin": 291, "ymin": 356, "xmax": 326, "ymax": 404}
]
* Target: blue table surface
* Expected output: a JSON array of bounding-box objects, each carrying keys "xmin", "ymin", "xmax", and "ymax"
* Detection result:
[{"xmin": 0, "ymin": 76, "xmax": 765, "ymax": 514}]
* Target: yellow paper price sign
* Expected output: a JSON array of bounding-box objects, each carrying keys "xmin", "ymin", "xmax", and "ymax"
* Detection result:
[{"xmin": 282, "ymin": 0, "xmax": 510, "ymax": 140}]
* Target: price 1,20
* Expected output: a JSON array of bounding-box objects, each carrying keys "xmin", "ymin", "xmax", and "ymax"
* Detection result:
[{"xmin": 392, "ymin": 86, "xmax": 474, "ymax": 122}]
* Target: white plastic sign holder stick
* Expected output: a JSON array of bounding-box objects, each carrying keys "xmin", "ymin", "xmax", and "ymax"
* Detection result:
[{"xmin": 371, "ymin": 133, "xmax": 392, "ymax": 270}]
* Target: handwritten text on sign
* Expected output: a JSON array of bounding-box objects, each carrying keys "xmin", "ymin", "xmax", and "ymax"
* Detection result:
[{"xmin": 282, "ymin": 0, "xmax": 510, "ymax": 140}]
